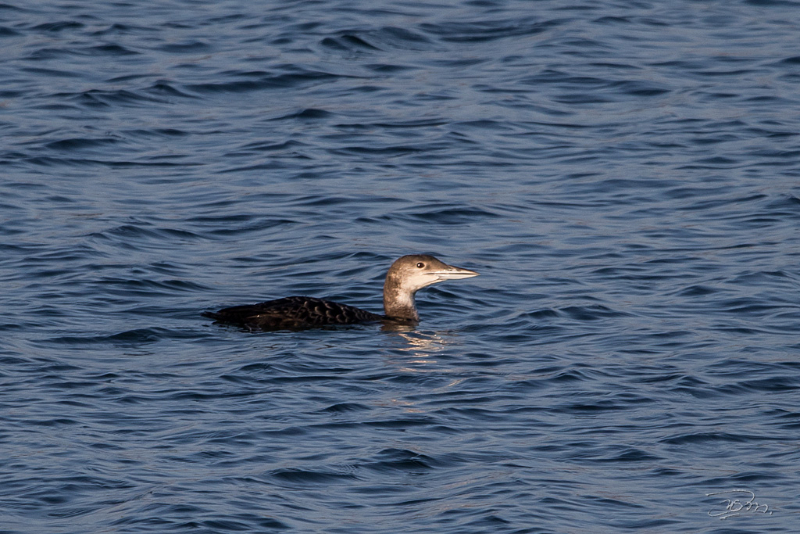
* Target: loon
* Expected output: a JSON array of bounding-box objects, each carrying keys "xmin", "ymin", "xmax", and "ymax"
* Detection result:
[{"xmin": 203, "ymin": 254, "xmax": 479, "ymax": 330}]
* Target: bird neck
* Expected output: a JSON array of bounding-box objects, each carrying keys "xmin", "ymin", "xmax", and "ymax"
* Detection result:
[{"xmin": 383, "ymin": 276, "xmax": 419, "ymax": 322}]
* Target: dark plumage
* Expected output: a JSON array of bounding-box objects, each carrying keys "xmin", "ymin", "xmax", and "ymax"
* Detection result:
[
  {"xmin": 203, "ymin": 296, "xmax": 383, "ymax": 330},
  {"xmin": 203, "ymin": 255, "xmax": 479, "ymax": 331}
]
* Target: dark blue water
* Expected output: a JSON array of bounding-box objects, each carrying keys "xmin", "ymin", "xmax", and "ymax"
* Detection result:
[{"xmin": 2, "ymin": 0, "xmax": 799, "ymax": 532}]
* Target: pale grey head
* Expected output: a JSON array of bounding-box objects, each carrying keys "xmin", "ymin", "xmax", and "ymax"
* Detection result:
[{"xmin": 382, "ymin": 254, "xmax": 479, "ymax": 322}]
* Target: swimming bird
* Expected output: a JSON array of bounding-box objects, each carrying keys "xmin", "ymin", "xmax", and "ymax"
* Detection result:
[{"xmin": 203, "ymin": 254, "xmax": 479, "ymax": 330}]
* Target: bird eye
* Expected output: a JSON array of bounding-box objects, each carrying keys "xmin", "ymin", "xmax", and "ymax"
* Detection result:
[{"xmin": 416, "ymin": 262, "xmax": 424, "ymax": 268}]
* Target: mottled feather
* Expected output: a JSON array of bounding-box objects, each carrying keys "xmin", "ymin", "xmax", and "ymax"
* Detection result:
[{"xmin": 202, "ymin": 296, "xmax": 383, "ymax": 330}]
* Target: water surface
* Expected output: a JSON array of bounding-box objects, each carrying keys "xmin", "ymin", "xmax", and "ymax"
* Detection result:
[{"xmin": 1, "ymin": 0, "xmax": 799, "ymax": 532}]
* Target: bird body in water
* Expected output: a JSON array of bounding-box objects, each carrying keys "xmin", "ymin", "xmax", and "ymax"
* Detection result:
[{"xmin": 203, "ymin": 255, "xmax": 479, "ymax": 330}]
